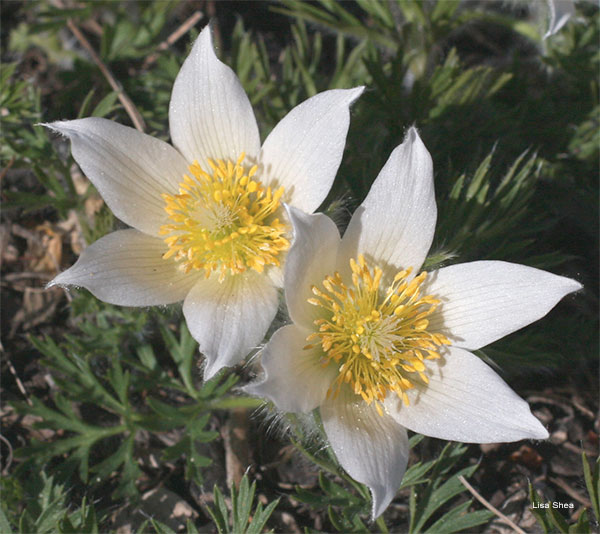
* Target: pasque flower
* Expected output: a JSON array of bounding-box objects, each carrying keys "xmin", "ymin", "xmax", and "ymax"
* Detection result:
[
  {"xmin": 544, "ymin": 0, "xmax": 575, "ymax": 38},
  {"xmin": 46, "ymin": 25, "xmax": 363, "ymax": 379},
  {"xmin": 246, "ymin": 128, "xmax": 582, "ymax": 518}
]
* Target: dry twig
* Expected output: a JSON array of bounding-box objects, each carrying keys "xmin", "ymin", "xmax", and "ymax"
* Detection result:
[
  {"xmin": 50, "ymin": 0, "xmax": 146, "ymax": 131},
  {"xmin": 549, "ymin": 476, "xmax": 593, "ymax": 508},
  {"xmin": 65, "ymin": 19, "xmax": 146, "ymax": 132},
  {"xmin": 142, "ymin": 10, "xmax": 204, "ymax": 70},
  {"xmin": 458, "ymin": 475, "xmax": 527, "ymax": 534},
  {"xmin": 0, "ymin": 434, "xmax": 14, "ymax": 475},
  {"xmin": 222, "ymin": 407, "xmax": 250, "ymax": 489},
  {"xmin": 1, "ymin": 343, "xmax": 32, "ymax": 406},
  {"xmin": 563, "ymin": 441, "xmax": 597, "ymax": 457}
]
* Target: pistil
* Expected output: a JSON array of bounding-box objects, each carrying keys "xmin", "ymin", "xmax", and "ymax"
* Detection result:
[
  {"xmin": 160, "ymin": 153, "xmax": 289, "ymax": 282},
  {"xmin": 306, "ymin": 254, "xmax": 450, "ymax": 415}
]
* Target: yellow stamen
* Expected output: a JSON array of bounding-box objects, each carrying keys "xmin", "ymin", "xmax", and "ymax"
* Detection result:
[
  {"xmin": 306, "ymin": 254, "xmax": 450, "ymax": 415},
  {"xmin": 159, "ymin": 153, "xmax": 289, "ymax": 281}
]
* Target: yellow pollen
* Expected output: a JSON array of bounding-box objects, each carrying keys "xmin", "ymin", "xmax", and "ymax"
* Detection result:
[
  {"xmin": 310, "ymin": 255, "xmax": 450, "ymax": 415},
  {"xmin": 159, "ymin": 153, "xmax": 289, "ymax": 281}
]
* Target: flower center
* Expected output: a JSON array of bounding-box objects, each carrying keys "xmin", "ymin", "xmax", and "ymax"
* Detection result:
[
  {"xmin": 306, "ymin": 254, "xmax": 450, "ymax": 416},
  {"xmin": 159, "ymin": 153, "xmax": 289, "ymax": 282}
]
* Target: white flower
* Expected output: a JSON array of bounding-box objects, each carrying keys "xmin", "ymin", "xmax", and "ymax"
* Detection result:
[
  {"xmin": 246, "ymin": 128, "xmax": 582, "ymax": 518},
  {"xmin": 544, "ymin": 0, "xmax": 575, "ymax": 38},
  {"xmin": 45, "ymin": 25, "xmax": 363, "ymax": 380}
]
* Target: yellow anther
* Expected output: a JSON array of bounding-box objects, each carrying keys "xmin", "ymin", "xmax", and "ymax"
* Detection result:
[
  {"xmin": 159, "ymin": 154, "xmax": 288, "ymax": 280},
  {"xmin": 307, "ymin": 256, "xmax": 446, "ymax": 416}
]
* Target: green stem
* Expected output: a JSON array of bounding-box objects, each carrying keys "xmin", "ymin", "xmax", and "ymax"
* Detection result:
[
  {"xmin": 208, "ymin": 396, "xmax": 266, "ymax": 411},
  {"xmin": 95, "ymin": 424, "xmax": 128, "ymax": 439},
  {"xmin": 290, "ymin": 436, "xmax": 340, "ymax": 476},
  {"xmin": 287, "ymin": 413, "xmax": 372, "ymax": 510},
  {"xmin": 375, "ymin": 515, "xmax": 389, "ymax": 534}
]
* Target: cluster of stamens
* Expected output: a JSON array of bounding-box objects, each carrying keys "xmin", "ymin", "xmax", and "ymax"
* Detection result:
[
  {"xmin": 305, "ymin": 254, "xmax": 450, "ymax": 416},
  {"xmin": 160, "ymin": 153, "xmax": 289, "ymax": 282}
]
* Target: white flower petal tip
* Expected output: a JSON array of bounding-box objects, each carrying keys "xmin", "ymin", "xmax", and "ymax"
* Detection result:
[
  {"xmin": 387, "ymin": 347, "xmax": 551, "ymax": 444},
  {"xmin": 42, "ymin": 118, "xmax": 189, "ymax": 237},
  {"xmin": 203, "ymin": 356, "xmax": 229, "ymax": 383},
  {"xmin": 285, "ymin": 204, "xmax": 340, "ymax": 240},
  {"xmin": 426, "ymin": 261, "xmax": 583, "ymax": 351},
  {"xmin": 48, "ymin": 268, "xmax": 73, "ymax": 288},
  {"xmin": 47, "ymin": 230, "xmax": 199, "ymax": 306},
  {"xmin": 340, "ymin": 125, "xmax": 436, "ymax": 280},
  {"xmin": 41, "ymin": 121, "xmax": 66, "ymax": 135},
  {"xmin": 259, "ymin": 86, "xmax": 364, "ymax": 214},
  {"xmin": 282, "ymin": 206, "xmax": 341, "ymax": 329},
  {"xmin": 321, "ymin": 388, "xmax": 409, "ymax": 520},
  {"xmin": 244, "ymin": 325, "xmax": 338, "ymax": 413},
  {"xmin": 183, "ymin": 271, "xmax": 278, "ymax": 381},
  {"xmin": 371, "ymin": 484, "xmax": 397, "ymax": 520},
  {"xmin": 169, "ymin": 24, "xmax": 260, "ymax": 167},
  {"xmin": 544, "ymin": 0, "xmax": 576, "ymax": 38}
]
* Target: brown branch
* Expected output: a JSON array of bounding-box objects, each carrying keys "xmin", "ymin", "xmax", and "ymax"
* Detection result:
[
  {"xmin": 458, "ymin": 475, "xmax": 527, "ymax": 534},
  {"xmin": 549, "ymin": 476, "xmax": 593, "ymax": 508},
  {"xmin": 1, "ymin": 343, "xmax": 32, "ymax": 406},
  {"xmin": 142, "ymin": 10, "xmax": 204, "ymax": 70},
  {"xmin": 0, "ymin": 434, "xmax": 14, "ymax": 475},
  {"xmin": 65, "ymin": 19, "xmax": 146, "ymax": 132},
  {"xmin": 563, "ymin": 441, "xmax": 597, "ymax": 457},
  {"xmin": 0, "ymin": 157, "xmax": 15, "ymax": 182},
  {"xmin": 222, "ymin": 407, "xmax": 250, "ymax": 489}
]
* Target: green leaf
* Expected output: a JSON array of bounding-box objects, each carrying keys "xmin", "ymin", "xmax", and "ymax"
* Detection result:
[
  {"xmin": 232, "ymin": 475, "xmax": 254, "ymax": 532},
  {"xmin": 582, "ymin": 451, "xmax": 600, "ymax": 521},
  {"xmin": 547, "ymin": 502, "xmax": 571, "ymax": 533},
  {"xmin": 149, "ymin": 518, "xmax": 177, "ymax": 534},
  {"xmin": 205, "ymin": 476, "xmax": 278, "ymax": 534},
  {"xmin": 160, "ymin": 323, "xmax": 198, "ymax": 397},
  {"xmin": 91, "ymin": 91, "xmax": 119, "ymax": 117},
  {"xmin": 0, "ymin": 506, "xmax": 13, "ymax": 534},
  {"xmin": 425, "ymin": 501, "xmax": 492, "ymax": 533},
  {"xmin": 205, "ymin": 484, "xmax": 228, "ymax": 534},
  {"xmin": 569, "ymin": 509, "xmax": 590, "ymax": 534},
  {"xmin": 529, "ymin": 483, "xmax": 553, "ymax": 534},
  {"xmin": 246, "ymin": 500, "xmax": 280, "ymax": 534}
]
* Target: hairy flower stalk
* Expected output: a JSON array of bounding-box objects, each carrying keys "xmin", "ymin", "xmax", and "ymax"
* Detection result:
[
  {"xmin": 246, "ymin": 128, "xmax": 582, "ymax": 519},
  {"xmin": 45, "ymin": 24, "xmax": 363, "ymax": 379}
]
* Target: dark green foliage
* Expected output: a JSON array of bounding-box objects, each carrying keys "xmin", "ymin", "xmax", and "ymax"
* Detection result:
[
  {"xmin": 0, "ymin": 472, "xmax": 100, "ymax": 534},
  {"xmin": 431, "ymin": 150, "xmax": 545, "ymax": 267},
  {"xmin": 16, "ymin": 316, "xmax": 236, "ymax": 498},
  {"xmin": 294, "ymin": 472, "xmax": 371, "ymax": 532},
  {"xmin": 2, "ymin": 1, "xmax": 597, "ymax": 532},
  {"xmin": 1, "ymin": 62, "xmax": 80, "ymax": 217},
  {"xmin": 407, "ymin": 443, "xmax": 493, "ymax": 534},
  {"xmin": 292, "ymin": 434, "xmax": 492, "ymax": 533},
  {"xmin": 206, "ymin": 475, "xmax": 279, "ymax": 534},
  {"xmin": 528, "ymin": 452, "xmax": 598, "ymax": 533}
]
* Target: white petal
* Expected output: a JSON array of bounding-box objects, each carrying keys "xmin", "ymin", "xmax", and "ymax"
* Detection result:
[
  {"xmin": 545, "ymin": 0, "xmax": 575, "ymax": 38},
  {"xmin": 45, "ymin": 118, "xmax": 189, "ymax": 237},
  {"xmin": 245, "ymin": 325, "xmax": 337, "ymax": 413},
  {"xmin": 284, "ymin": 206, "xmax": 341, "ymax": 330},
  {"xmin": 339, "ymin": 128, "xmax": 436, "ymax": 281},
  {"xmin": 266, "ymin": 264, "xmax": 284, "ymax": 288},
  {"xmin": 183, "ymin": 270, "xmax": 277, "ymax": 380},
  {"xmin": 169, "ymin": 25, "xmax": 260, "ymax": 168},
  {"xmin": 49, "ymin": 229, "xmax": 198, "ymax": 305},
  {"xmin": 386, "ymin": 346, "xmax": 549, "ymax": 443},
  {"xmin": 322, "ymin": 387, "xmax": 409, "ymax": 519},
  {"xmin": 426, "ymin": 260, "xmax": 582, "ymax": 350},
  {"xmin": 259, "ymin": 87, "xmax": 364, "ymax": 213}
]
